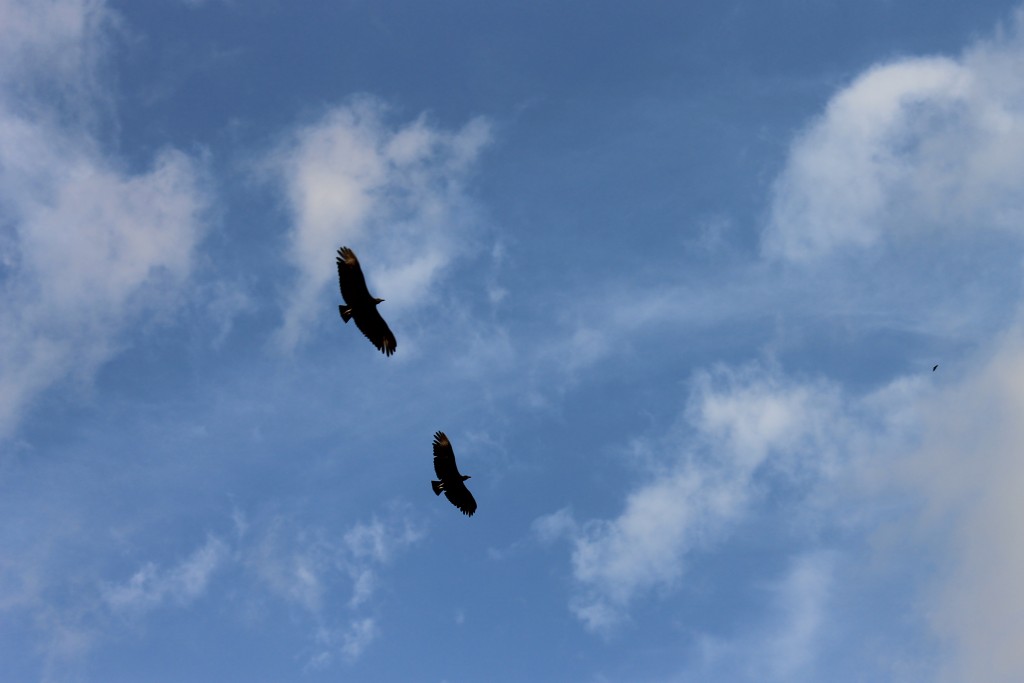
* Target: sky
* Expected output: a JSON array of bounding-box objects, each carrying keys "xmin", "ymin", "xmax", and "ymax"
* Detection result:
[{"xmin": 3, "ymin": 1, "xmax": 1024, "ymax": 681}]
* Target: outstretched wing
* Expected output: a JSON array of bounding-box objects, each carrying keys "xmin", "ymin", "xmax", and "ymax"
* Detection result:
[
  {"xmin": 336, "ymin": 247, "xmax": 373, "ymax": 306},
  {"xmin": 444, "ymin": 481, "xmax": 477, "ymax": 517},
  {"xmin": 432, "ymin": 431, "xmax": 460, "ymax": 480},
  {"xmin": 353, "ymin": 308, "xmax": 396, "ymax": 356}
]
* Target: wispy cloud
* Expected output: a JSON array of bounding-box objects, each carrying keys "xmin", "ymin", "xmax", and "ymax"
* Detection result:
[
  {"xmin": 306, "ymin": 616, "xmax": 380, "ymax": 670},
  {"xmin": 242, "ymin": 510, "xmax": 424, "ymax": 664},
  {"xmin": 267, "ymin": 97, "xmax": 491, "ymax": 351},
  {"xmin": 103, "ymin": 535, "xmax": 227, "ymax": 615},
  {"xmin": 0, "ymin": 505, "xmax": 424, "ymax": 675},
  {"xmin": 245, "ymin": 512, "xmax": 423, "ymax": 615},
  {"xmin": 0, "ymin": 529, "xmax": 230, "ymax": 680},
  {"xmin": 0, "ymin": 0, "xmax": 211, "ymax": 439},
  {"xmin": 341, "ymin": 617, "xmax": 379, "ymax": 661}
]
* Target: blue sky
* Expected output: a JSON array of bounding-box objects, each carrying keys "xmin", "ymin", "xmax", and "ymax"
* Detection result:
[{"xmin": 3, "ymin": 1, "xmax": 1024, "ymax": 681}]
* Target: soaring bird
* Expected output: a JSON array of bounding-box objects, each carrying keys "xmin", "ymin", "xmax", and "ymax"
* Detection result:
[
  {"xmin": 431, "ymin": 431, "xmax": 476, "ymax": 517},
  {"xmin": 336, "ymin": 246, "xmax": 396, "ymax": 356},
  {"xmin": 933, "ymin": 364, "xmax": 939, "ymax": 372}
]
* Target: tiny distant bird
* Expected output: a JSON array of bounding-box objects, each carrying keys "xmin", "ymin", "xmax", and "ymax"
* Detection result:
[
  {"xmin": 933, "ymin": 364, "xmax": 939, "ymax": 372},
  {"xmin": 336, "ymin": 247, "xmax": 396, "ymax": 356},
  {"xmin": 431, "ymin": 431, "xmax": 476, "ymax": 517}
]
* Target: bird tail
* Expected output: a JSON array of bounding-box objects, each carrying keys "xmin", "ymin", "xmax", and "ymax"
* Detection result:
[
  {"xmin": 339, "ymin": 305, "xmax": 353, "ymax": 323},
  {"xmin": 431, "ymin": 480, "xmax": 443, "ymax": 495}
]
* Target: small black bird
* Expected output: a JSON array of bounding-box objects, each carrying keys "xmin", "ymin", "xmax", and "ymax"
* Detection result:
[
  {"xmin": 431, "ymin": 431, "xmax": 476, "ymax": 517},
  {"xmin": 336, "ymin": 247, "xmax": 396, "ymax": 356},
  {"xmin": 933, "ymin": 364, "xmax": 939, "ymax": 372}
]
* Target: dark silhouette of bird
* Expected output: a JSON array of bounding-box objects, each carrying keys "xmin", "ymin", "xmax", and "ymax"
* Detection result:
[
  {"xmin": 431, "ymin": 431, "xmax": 476, "ymax": 517},
  {"xmin": 933, "ymin": 364, "xmax": 939, "ymax": 372},
  {"xmin": 336, "ymin": 246, "xmax": 396, "ymax": 356}
]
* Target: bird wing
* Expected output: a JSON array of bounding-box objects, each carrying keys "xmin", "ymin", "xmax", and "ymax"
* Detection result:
[
  {"xmin": 353, "ymin": 307, "xmax": 397, "ymax": 356},
  {"xmin": 443, "ymin": 480, "xmax": 477, "ymax": 517},
  {"xmin": 336, "ymin": 247, "xmax": 373, "ymax": 305},
  {"xmin": 432, "ymin": 431, "xmax": 460, "ymax": 480}
]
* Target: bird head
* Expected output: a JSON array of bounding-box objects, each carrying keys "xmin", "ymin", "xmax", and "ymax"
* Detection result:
[
  {"xmin": 374, "ymin": 297, "xmax": 385, "ymax": 305},
  {"xmin": 462, "ymin": 475, "xmax": 471, "ymax": 481}
]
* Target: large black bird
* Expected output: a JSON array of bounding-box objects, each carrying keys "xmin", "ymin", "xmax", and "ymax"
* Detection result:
[
  {"xmin": 431, "ymin": 431, "xmax": 476, "ymax": 517},
  {"xmin": 336, "ymin": 246, "xmax": 396, "ymax": 356}
]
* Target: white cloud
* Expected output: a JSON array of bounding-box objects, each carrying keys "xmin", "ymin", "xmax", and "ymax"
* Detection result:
[
  {"xmin": 690, "ymin": 365, "xmax": 845, "ymax": 476},
  {"xmin": 103, "ymin": 535, "xmax": 227, "ymax": 615},
  {"xmin": 765, "ymin": 11, "xmax": 1024, "ymax": 262},
  {"xmin": 554, "ymin": 364, "xmax": 847, "ymax": 632},
  {"xmin": 268, "ymin": 97, "xmax": 491, "ymax": 350},
  {"xmin": 569, "ymin": 470, "xmax": 707, "ymax": 632},
  {"xmin": 0, "ymin": 0, "xmax": 210, "ymax": 439}
]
